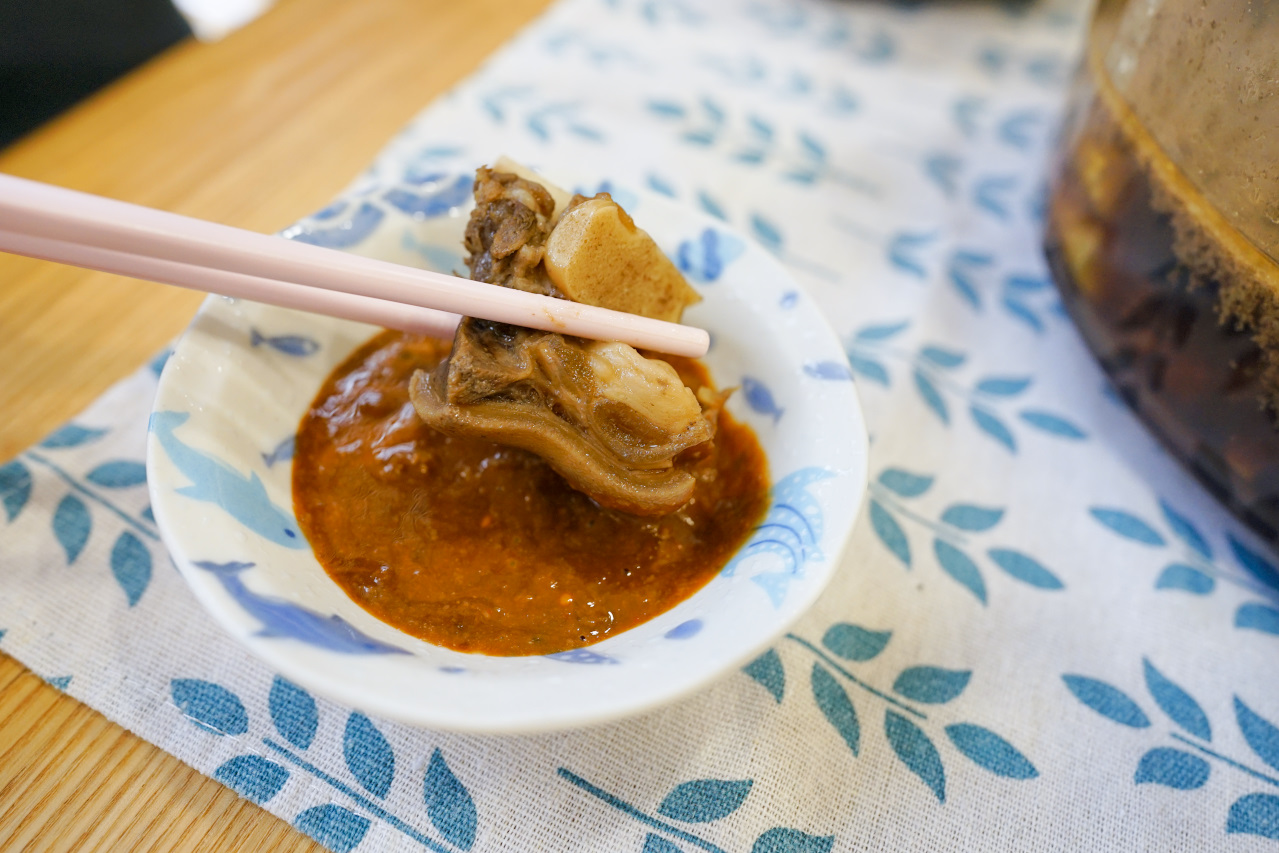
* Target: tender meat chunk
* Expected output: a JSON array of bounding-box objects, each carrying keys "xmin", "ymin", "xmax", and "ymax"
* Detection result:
[
  {"xmin": 409, "ymin": 167, "xmax": 716, "ymax": 515},
  {"xmin": 462, "ymin": 167, "xmax": 561, "ymax": 298},
  {"xmin": 409, "ymin": 321, "xmax": 712, "ymax": 515}
]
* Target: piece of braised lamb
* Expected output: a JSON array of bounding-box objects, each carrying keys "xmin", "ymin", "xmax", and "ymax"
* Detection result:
[{"xmin": 409, "ymin": 167, "xmax": 715, "ymax": 516}]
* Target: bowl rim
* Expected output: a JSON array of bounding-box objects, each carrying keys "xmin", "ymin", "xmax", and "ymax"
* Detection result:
[{"xmin": 146, "ymin": 175, "xmax": 869, "ymax": 733}]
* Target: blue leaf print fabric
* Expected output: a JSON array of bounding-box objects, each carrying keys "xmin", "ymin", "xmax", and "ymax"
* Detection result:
[{"xmin": 3, "ymin": 0, "xmax": 1278, "ymax": 850}]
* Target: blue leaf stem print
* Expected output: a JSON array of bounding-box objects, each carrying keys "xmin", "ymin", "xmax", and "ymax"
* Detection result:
[
  {"xmin": 1134, "ymin": 749, "xmax": 1210, "ymax": 789},
  {"xmin": 743, "ymin": 648, "xmax": 786, "ymax": 703},
  {"xmin": 866, "ymin": 468, "xmax": 1064, "ymax": 600},
  {"xmin": 649, "ymin": 94, "xmax": 873, "ymax": 193},
  {"xmin": 559, "ymin": 767, "xmax": 830, "ymax": 853},
  {"xmin": 845, "ymin": 322, "xmax": 1086, "ymax": 451},
  {"xmin": 215, "ymin": 755, "xmax": 290, "ymax": 805},
  {"xmin": 294, "ymin": 805, "xmax": 371, "ymax": 853},
  {"xmin": 22, "ymin": 450, "xmax": 158, "ymax": 542},
  {"xmin": 270, "ymin": 675, "xmax": 318, "ymax": 749},
  {"xmin": 770, "ymin": 631, "xmax": 1036, "ymax": 802},
  {"xmin": 0, "ymin": 459, "xmax": 32, "ymax": 522},
  {"xmin": 53, "ymin": 493, "xmax": 91, "ymax": 564},
  {"xmin": 171, "ymin": 679, "xmax": 250, "ymax": 736},
  {"xmin": 885, "ymin": 711, "xmax": 946, "ymax": 802},
  {"xmin": 40, "ymin": 423, "xmax": 108, "ymax": 448},
  {"xmin": 345, "ymin": 712, "xmax": 396, "ymax": 798},
  {"xmin": 1088, "ymin": 501, "xmax": 1279, "ymax": 635},
  {"xmin": 944, "ymin": 724, "xmax": 1039, "ymax": 779},
  {"xmin": 110, "ymin": 530, "xmax": 152, "ymax": 606},
  {"xmin": 658, "ymin": 779, "xmax": 753, "ymax": 823},
  {"xmin": 1143, "ymin": 659, "xmax": 1211, "ymax": 741},
  {"xmin": 424, "ymin": 748, "xmax": 478, "ymax": 850},
  {"xmin": 176, "ymin": 674, "xmax": 477, "ymax": 852},
  {"xmin": 812, "ymin": 663, "xmax": 861, "ymax": 755},
  {"xmin": 1063, "ymin": 661, "xmax": 1279, "ymax": 839}
]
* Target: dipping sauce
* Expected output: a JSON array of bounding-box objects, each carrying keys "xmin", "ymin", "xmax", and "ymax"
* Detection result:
[{"xmin": 293, "ymin": 331, "xmax": 769, "ymax": 656}]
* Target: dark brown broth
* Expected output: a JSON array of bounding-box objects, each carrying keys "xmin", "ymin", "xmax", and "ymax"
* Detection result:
[{"xmin": 293, "ymin": 331, "xmax": 769, "ymax": 655}]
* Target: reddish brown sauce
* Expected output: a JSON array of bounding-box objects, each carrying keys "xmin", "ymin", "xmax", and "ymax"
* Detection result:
[{"xmin": 293, "ymin": 331, "xmax": 769, "ymax": 656}]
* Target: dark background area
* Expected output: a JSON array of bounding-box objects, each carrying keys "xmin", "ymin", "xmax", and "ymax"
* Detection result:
[{"xmin": 0, "ymin": 0, "xmax": 191, "ymax": 148}]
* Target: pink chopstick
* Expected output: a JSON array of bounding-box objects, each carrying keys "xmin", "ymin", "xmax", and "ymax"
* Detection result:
[{"xmin": 0, "ymin": 174, "xmax": 710, "ymax": 358}]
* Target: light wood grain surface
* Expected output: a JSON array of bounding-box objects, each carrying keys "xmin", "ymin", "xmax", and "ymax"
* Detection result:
[{"xmin": 0, "ymin": 0, "xmax": 552, "ymax": 848}]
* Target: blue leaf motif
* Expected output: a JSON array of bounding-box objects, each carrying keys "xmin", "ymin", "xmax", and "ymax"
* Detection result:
[
  {"xmin": 1019, "ymin": 411, "xmax": 1086, "ymax": 439},
  {"xmin": 893, "ymin": 666, "xmax": 971, "ymax": 704},
  {"xmin": 1235, "ymin": 697, "xmax": 1279, "ymax": 773},
  {"xmin": 85, "ymin": 460, "xmax": 148, "ymax": 489},
  {"xmin": 751, "ymin": 827, "xmax": 835, "ymax": 853},
  {"xmin": 1089, "ymin": 509, "xmax": 1166, "ymax": 546},
  {"xmin": 1143, "ymin": 659, "xmax": 1210, "ymax": 741},
  {"xmin": 0, "ymin": 460, "xmax": 32, "ymax": 522},
  {"xmin": 974, "ymin": 175, "xmax": 1017, "ymax": 219},
  {"xmin": 1228, "ymin": 794, "xmax": 1279, "ymax": 840},
  {"xmin": 885, "ymin": 710, "xmax": 945, "ymax": 803},
  {"xmin": 344, "ymin": 712, "xmax": 395, "ymax": 798},
  {"xmin": 743, "ymin": 648, "xmax": 785, "ymax": 703},
  {"xmin": 811, "ymin": 664, "xmax": 859, "ymax": 756},
  {"xmin": 997, "ymin": 109, "xmax": 1040, "ymax": 150},
  {"xmin": 293, "ymin": 805, "xmax": 371, "ymax": 853},
  {"xmin": 657, "ymin": 779, "xmax": 753, "ymax": 823},
  {"xmin": 976, "ymin": 377, "xmax": 1031, "ymax": 396},
  {"xmin": 925, "ymin": 153, "xmax": 962, "ymax": 197},
  {"xmin": 643, "ymin": 834, "xmax": 682, "ymax": 853},
  {"xmin": 697, "ymin": 191, "xmax": 727, "ymax": 222},
  {"xmin": 1237, "ymin": 603, "xmax": 1279, "ymax": 635},
  {"xmin": 869, "ymin": 501, "xmax": 910, "ymax": 567},
  {"xmin": 53, "ymin": 494, "xmax": 91, "ymax": 564},
  {"xmin": 920, "ymin": 347, "xmax": 965, "ymax": 368},
  {"xmin": 854, "ymin": 321, "xmax": 909, "ymax": 342},
  {"xmin": 1133, "ymin": 748, "xmax": 1209, "ymax": 789},
  {"xmin": 934, "ymin": 540, "xmax": 987, "ymax": 604},
  {"xmin": 877, "ymin": 469, "xmax": 933, "ymax": 498},
  {"xmin": 1005, "ymin": 274, "xmax": 1049, "ymax": 291},
  {"xmin": 822, "ymin": 624, "xmax": 890, "ymax": 661},
  {"xmin": 214, "ymin": 755, "xmax": 289, "ymax": 804},
  {"xmin": 1003, "ymin": 297, "xmax": 1043, "ymax": 333},
  {"xmin": 40, "ymin": 424, "xmax": 108, "ymax": 449},
  {"xmin": 1158, "ymin": 501, "xmax": 1210, "ymax": 559},
  {"xmin": 847, "ymin": 354, "xmax": 888, "ymax": 385},
  {"xmin": 940, "ymin": 504, "xmax": 1004, "ymax": 532},
  {"xmin": 987, "ymin": 549, "xmax": 1063, "ymax": 589},
  {"xmin": 944, "ymin": 724, "xmax": 1038, "ymax": 779},
  {"xmin": 971, "ymin": 407, "xmax": 1015, "ymax": 452},
  {"xmin": 170, "ymin": 679, "xmax": 249, "ymax": 735},
  {"xmin": 269, "ymin": 676, "xmax": 317, "ymax": 750},
  {"xmin": 913, "ymin": 370, "xmax": 948, "ymax": 424},
  {"xmin": 110, "ymin": 530, "xmax": 152, "ymax": 607},
  {"xmin": 1228, "ymin": 535, "xmax": 1279, "ymax": 591},
  {"xmin": 424, "ymin": 748, "xmax": 478, "ymax": 850},
  {"xmin": 887, "ymin": 232, "xmax": 937, "ymax": 278},
  {"xmin": 1155, "ymin": 564, "xmax": 1214, "ymax": 595},
  {"xmin": 1062, "ymin": 675, "xmax": 1150, "ymax": 728},
  {"xmin": 647, "ymin": 100, "xmax": 686, "ymax": 118},
  {"xmin": 750, "ymin": 215, "xmax": 784, "ymax": 253}
]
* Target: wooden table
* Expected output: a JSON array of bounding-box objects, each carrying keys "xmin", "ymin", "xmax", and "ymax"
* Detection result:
[{"xmin": 0, "ymin": 0, "xmax": 551, "ymax": 847}]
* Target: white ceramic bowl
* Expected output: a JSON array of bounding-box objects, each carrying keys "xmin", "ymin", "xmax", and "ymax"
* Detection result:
[{"xmin": 147, "ymin": 172, "xmax": 868, "ymax": 733}]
